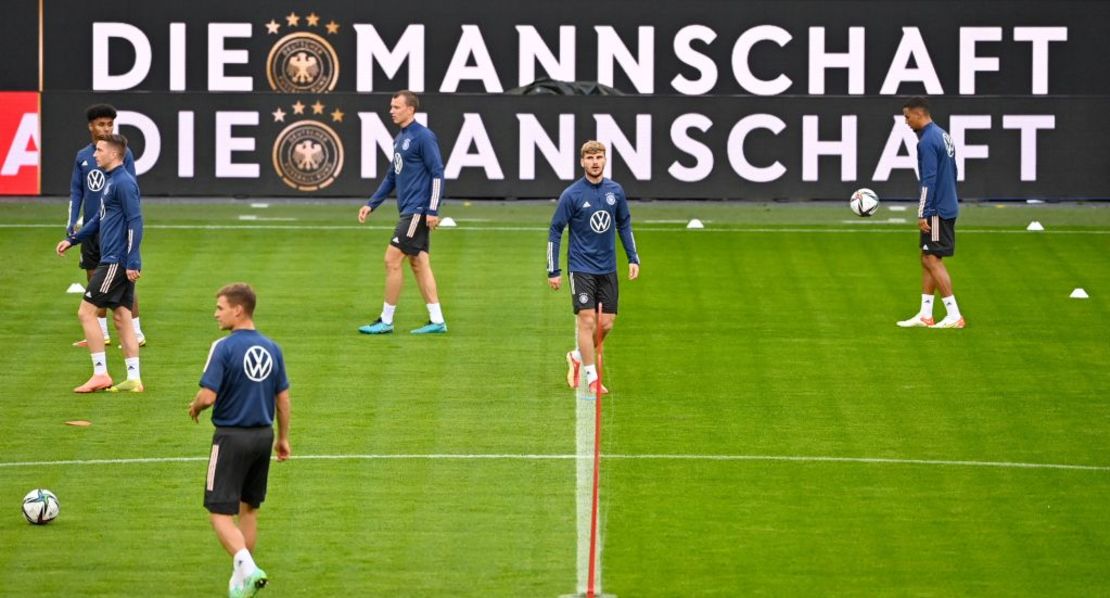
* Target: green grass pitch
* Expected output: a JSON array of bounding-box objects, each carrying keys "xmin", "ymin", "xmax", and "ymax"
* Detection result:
[{"xmin": 0, "ymin": 199, "xmax": 1107, "ymax": 596}]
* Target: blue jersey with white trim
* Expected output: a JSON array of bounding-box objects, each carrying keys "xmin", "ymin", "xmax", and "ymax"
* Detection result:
[
  {"xmin": 200, "ymin": 329, "xmax": 289, "ymax": 428},
  {"xmin": 68, "ymin": 164, "xmax": 144, "ymax": 270},
  {"xmin": 916, "ymin": 122, "xmax": 959, "ymax": 219},
  {"xmin": 547, "ymin": 177, "xmax": 639, "ymax": 276},
  {"xmin": 68, "ymin": 144, "xmax": 136, "ymax": 234},
  {"xmin": 367, "ymin": 121, "xmax": 445, "ymax": 216}
]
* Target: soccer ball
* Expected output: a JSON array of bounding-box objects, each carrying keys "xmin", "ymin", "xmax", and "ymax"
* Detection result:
[
  {"xmin": 849, "ymin": 188, "xmax": 880, "ymax": 217},
  {"xmin": 22, "ymin": 489, "xmax": 60, "ymax": 525}
]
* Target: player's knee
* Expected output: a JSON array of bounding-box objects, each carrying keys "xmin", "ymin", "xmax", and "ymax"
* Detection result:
[{"xmin": 601, "ymin": 319, "xmax": 615, "ymax": 333}]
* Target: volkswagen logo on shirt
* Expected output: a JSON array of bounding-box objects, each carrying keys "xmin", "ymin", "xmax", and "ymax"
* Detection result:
[
  {"xmin": 243, "ymin": 346, "xmax": 274, "ymax": 382},
  {"xmin": 86, "ymin": 170, "xmax": 105, "ymax": 192},
  {"xmin": 393, "ymin": 152, "xmax": 403, "ymax": 174},
  {"xmin": 590, "ymin": 210, "xmax": 611, "ymax": 234}
]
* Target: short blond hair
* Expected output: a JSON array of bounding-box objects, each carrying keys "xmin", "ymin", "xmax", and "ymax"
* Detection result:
[{"xmin": 580, "ymin": 140, "xmax": 606, "ymax": 157}]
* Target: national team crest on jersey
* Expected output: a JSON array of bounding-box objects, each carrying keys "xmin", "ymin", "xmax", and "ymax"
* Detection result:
[
  {"xmin": 243, "ymin": 346, "xmax": 274, "ymax": 382},
  {"xmin": 86, "ymin": 170, "xmax": 105, "ymax": 192},
  {"xmin": 605, "ymin": 192, "xmax": 616, "ymax": 206},
  {"xmin": 402, "ymin": 138, "xmax": 412, "ymax": 151},
  {"xmin": 590, "ymin": 210, "xmax": 612, "ymax": 234}
]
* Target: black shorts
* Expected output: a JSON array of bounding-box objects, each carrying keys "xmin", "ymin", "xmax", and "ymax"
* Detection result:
[
  {"xmin": 84, "ymin": 262, "xmax": 135, "ymax": 310},
  {"xmin": 390, "ymin": 214, "xmax": 430, "ymax": 256},
  {"xmin": 204, "ymin": 427, "xmax": 274, "ymax": 515},
  {"xmin": 920, "ymin": 216, "xmax": 957, "ymax": 257},
  {"xmin": 78, "ymin": 234, "xmax": 101, "ymax": 270},
  {"xmin": 569, "ymin": 271, "xmax": 619, "ymax": 314}
]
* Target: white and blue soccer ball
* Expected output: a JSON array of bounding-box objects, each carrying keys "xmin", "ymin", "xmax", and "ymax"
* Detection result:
[
  {"xmin": 22, "ymin": 489, "xmax": 60, "ymax": 525},
  {"xmin": 849, "ymin": 188, "xmax": 880, "ymax": 217}
]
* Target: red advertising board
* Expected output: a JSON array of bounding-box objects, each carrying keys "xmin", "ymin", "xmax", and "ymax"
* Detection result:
[{"xmin": 0, "ymin": 92, "xmax": 40, "ymax": 195}]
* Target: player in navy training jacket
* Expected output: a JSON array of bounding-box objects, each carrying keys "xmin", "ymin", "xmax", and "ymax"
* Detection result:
[
  {"xmin": 548, "ymin": 140, "xmax": 640, "ymax": 396},
  {"xmin": 357, "ymin": 91, "xmax": 449, "ymax": 335},
  {"xmin": 897, "ymin": 97, "xmax": 966, "ymax": 330},
  {"xmin": 56, "ymin": 134, "xmax": 146, "ymax": 393}
]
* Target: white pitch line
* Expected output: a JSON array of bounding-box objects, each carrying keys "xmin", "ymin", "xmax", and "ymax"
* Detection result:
[
  {"xmin": 0, "ymin": 453, "xmax": 1106, "ymax": 471},
  {"xmin": 1, "ymin": 223, "xmax": 1108, "ymax": 234}
]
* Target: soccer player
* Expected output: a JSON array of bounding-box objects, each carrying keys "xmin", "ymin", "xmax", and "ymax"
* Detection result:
[
  {"xmin": 547, "ymin": 141, "xmax": 640, "ymax": 395},
  {"xmin": 897, "ymin": 97, "xmax": 966, "ymax": 329},
  {"xmin": 357, "ymin": 90, "xmax": 448, "ymax": 335},
  {"xmin": 67, "ymin": 104, "xmax": 146, "ymax": 347},
  {"xmin": 56, "ymin": 134, "xmax": 145, "ymax": 393},
  {"xmin": 188, "ymin": 283, "xmax": 291, "ymax": 598}
]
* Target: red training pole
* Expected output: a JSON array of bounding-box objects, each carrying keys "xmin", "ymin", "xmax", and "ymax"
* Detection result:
[{"xmin": 586, "ymin": 303, "xmax": 604, "ymax": 598}]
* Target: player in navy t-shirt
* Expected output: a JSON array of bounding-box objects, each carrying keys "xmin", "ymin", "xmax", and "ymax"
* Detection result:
[
  {"xmin": 897, "ymin": 97, "xmax": 966, "ymax": 330},
  {"xmin": 68, "ymin": 104, "xmax": 147, "ymax": 348},
  {"xmin": 189, "ymin": 283, "xmax": 291, "ymax": 598},
  {"xmin": 548, "ymin": 141, "xmax": 640, "ymax": 396},
  {"xmin": 357, "ymin": 90, "xmax": 449, "ymax": 335}
]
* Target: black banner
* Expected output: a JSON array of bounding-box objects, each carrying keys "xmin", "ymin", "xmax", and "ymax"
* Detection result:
[
  {"xmin": 43, "ymin": 0, "xmax": 1110, "ymax": 96},
  {"xmin": 1, "ymin": 0, "xmax": 38, "ymax": 91},
  {"xmin": 42, "ymin": 92, "xmax": 1110, "ymax": 200}
]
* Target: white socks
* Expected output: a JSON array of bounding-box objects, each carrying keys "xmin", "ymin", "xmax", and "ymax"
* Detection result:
[
  {"xmin": 427, "ymin": 303, "xmax": 444, "ymax": 324},
  {"xmin": 132, "ymin": 317, "xmax": 144, "ymax": 338},
  {"xmin": 98, "ymin": 317, "xmax": 109, "ymax": 339},
  {"xmin": 124, "ymin": 357, "xmax": 141, "ymax": 381},
  {"xmin": 91, "ymin": 352, "xmax": 107, "ymax": 375},
  {"xmin": 942, "ymin": 295, "xmax": 961, "ymax": 319},
  {"xmin": 380, "ymin": 303, "xmax": 396, "ymax": 325},
  {"xmin": 232, "ymin": 548, "xmax": 257, "ymax": 586},
  {"xmin": 571, "ymin": 349, "xmax": 582, "ymax": 362},
  {"xmin": 583, "ymin": 364, "xmax": 598, "ymax": 385},
  {"xmin": 920, "ymin": 294, "xmax": 934, "ymax": 318}
]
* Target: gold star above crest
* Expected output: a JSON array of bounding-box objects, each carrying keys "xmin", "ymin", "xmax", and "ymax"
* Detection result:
[
  {"xmin": 285, "ymin": 12, "xmax": 300, "ymax": 27},
  {"xmin": 330, "ymin": 108, "xmax": 345, "ymax": 123},
  {"xmin": 325, "ymin": 20, "xmax": 340, "ymax": 35},
  {"xmin": 306, "ymin": 12, "xmax": 320, "ymax": 26},
  {"xmin": 291, "ymin": 101, "xmax": 305, "ymax": 115},
  {"xmin": 265, "ymin": 19, "xmax": 280, "ymax": 35},
  {"xmin": 311, "ymin": 101, "xmax": 325, "ymax": 115},
  {"xmin": 272, "ymin": 107, "xmax": 286, "ymax": 122}
]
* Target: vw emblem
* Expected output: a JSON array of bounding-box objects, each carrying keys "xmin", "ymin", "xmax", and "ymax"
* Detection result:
[
  {"xmin": 589, "ymin": 210, "xmax": 611, "ymax": 234},
  {"xmin": 243, "ymin": 345, "xmax": 274, "ymax": 382},
  {"xmin": 393, "ymin": 152, "xmax": 403, "ymax": 174},
  {"xmin": 86, "ymin": 170, "xmax": 105, "ymax": 192}
]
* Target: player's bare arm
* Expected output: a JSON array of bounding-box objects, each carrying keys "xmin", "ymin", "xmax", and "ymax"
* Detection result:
[{"xmin": 188, "ymin": 388, "xmax": 217, "ymax": 422}]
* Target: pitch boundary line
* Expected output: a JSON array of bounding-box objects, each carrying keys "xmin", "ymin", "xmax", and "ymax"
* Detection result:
[
  {"xmin": 1, "ymin": 223, "xmax": 1108, "ymax": 234},
  {"xmin": 0, "ymin": 453, "xmax": 1106, "ymax": 471}
]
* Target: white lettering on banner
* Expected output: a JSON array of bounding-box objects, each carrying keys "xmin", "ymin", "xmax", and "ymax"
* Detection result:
[
  {"xmin": 671, "ymin": 25, "xmax": 718, "ymax": 96},
  {"xmin": 1013, "ymin": 27, "xmax": 1068, "ymax": 95},
  {"xmin": 959, "ymin": 27, "xmax": 1003, "ymax": 94},
  {"xmin": 178, "ymin": 111, "xmax": 194, "ymax": 177},
  {"xmin": 114, "ymin": 111, "xmax": 160, "ymax": 176},
  {"xmin": 208, "ymin": 23, "xmax": 253, "ymax": 91},
  {"xmin": 872, "ymin": 115, "xmax": 920, "ymax": 181},
  {"xmin": 802, "ymin": 115, "xmax": 858, "ymax": 181},
  {"xmin": 808, "ymin": 27, "xmax": 866, "ymax": 94},
  {"xmin": 949, "ymin": 115, "xmax": 991, "ymax": 181},
  {"xmin": 354, "ymin": 24, "xmax": 425, "ymax": 92},
  {"xmin": 92, "ymin": 23, "xmax": 152, "ymax": 90},
  {"xmin": 596, "ymin": 26, "xmax": 655, "ymax": 94},
  {"xmin": 445, "ymin": 113, "xmax": 504, "ymax": 179},
  {"xmin": 595, "ymin": 114, "xmax": 652, "ymax": 180},
  {"xmin": 1, "ymin": 113, "xmax": 39, "ymax": 176},
  {"xmin": 727, "ymin": 114, "xmax": 786, "ymax": 182},
  {"xmin": 358, "ymin": 112, "xmax": 396, "ymax": 178},
  {"xmin": 169, "ymin": 23, "xmax": 186, "ymax": 91},
  {"xmin": 95, "ymin": 111, "xmax": 1059, "ymax": 188},
  {"xmin": 732, "ymin": 25, "xmax": 793, "ymax": 96},
  {"xmin": 518, "ymin": 114, "xmax": 575, "ymax": 180},
  {"xmin": 214, "ymin": 111, "xmax": 259, "ymax": 178},
  {"xmin": 440, "ymin": 25, "xmax": 502, "ymax": 93},
  {"xmin": 880, "ymin": 27, "xmax": 943, "ymax": 95},
  {"xmin": 669, "ymin": 114, "xmax": 714, "ymax": 182},
  {"xmin": 1002, "ymin": 115, "xmax": 1054, "ymax": 181},
  {"xmin": 517, "ymin": 26, "xmax": 576, "ymax": 86}
]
